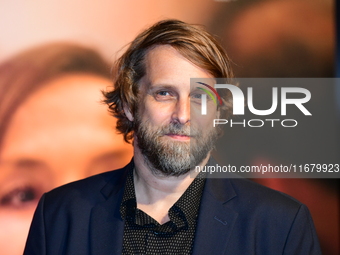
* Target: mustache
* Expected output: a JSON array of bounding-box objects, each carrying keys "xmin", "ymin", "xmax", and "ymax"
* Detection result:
[{"xmin": 155, "ymin": 122, "xmax": 199, "ymax": 137}]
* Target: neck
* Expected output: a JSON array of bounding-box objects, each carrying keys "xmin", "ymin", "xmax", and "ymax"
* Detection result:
[{"xmin": 132, "ymin": 144, "xmax": 210, "ymax": 224}]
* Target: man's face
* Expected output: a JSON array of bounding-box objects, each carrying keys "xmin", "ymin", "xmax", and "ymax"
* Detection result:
[{"xmin": 133, "ymin": 45, "xmax": 219, "ymax": 176}]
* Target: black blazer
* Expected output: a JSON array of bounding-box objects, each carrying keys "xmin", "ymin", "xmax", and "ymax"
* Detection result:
[{"xmin": 24, "ymin": 160, "xmax": 321, "ymax": 254}]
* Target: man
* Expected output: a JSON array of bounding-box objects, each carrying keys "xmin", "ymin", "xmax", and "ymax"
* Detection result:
[{"xmin": 24, "ymin": 20, "xmax": 321, "ymax": 254}]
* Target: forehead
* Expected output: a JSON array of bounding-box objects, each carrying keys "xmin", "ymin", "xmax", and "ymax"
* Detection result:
[
  {"xmin": 5, "ymin": 74, "xmax": 114, "ymax": 134},
  {"xmin": 141, "ymin": 45, "xmax": 213, "ymax": 89}
]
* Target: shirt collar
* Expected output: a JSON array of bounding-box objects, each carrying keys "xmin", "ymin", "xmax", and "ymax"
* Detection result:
[{"xmin": 120, "ymin": 167, "xmax": 206, "ymax": 229}]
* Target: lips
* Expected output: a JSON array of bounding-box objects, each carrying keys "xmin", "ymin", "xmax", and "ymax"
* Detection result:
[
  {"xmin": 157, "ymin": 124, "xmax": 198, "ymax": 139},
  {"xmin": 167, "ymin": 132, "xmax": 190, "ymax": 136},
  {"xmin": 165, "ymin": 133, "xmax": 191, "ymax": 141}
]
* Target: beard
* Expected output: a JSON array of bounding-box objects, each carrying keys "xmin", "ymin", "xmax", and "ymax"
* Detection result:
[{"xmin": 134, "ymin": 114, "xmax": 218, "ymax": 177}]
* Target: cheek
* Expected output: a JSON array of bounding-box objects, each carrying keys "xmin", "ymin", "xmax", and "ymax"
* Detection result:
[
  {"xmin": 0, "ymin": 209, "xmax": 34, "ymax": 255},
  {"xmin": 140, "ymin": 103, "xmax": 173, "ymax": 124},
  {"xmin": 193, "ymin": 109, "xmax": 218, "ymax": 129}
]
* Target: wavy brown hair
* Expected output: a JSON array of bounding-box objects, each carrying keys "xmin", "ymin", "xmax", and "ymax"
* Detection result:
[{"xmin": 103, "ymin": 19, "xmax": 234, "ymax": 143}]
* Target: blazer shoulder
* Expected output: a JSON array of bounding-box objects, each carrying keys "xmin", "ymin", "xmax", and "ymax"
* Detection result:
[{"xmin": 43, "ymin": 161, "xmax": 132, "ymax": 207}]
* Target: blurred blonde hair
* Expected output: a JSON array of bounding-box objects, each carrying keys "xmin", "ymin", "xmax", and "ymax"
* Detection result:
[{"xmin": 0, "ymin": 42, "xmax": 110, "ymax": 151}]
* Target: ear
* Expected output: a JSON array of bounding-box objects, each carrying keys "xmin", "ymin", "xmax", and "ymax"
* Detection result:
[{"xmin": 123, "ymin": 105, "xmax": 134, "ymax": 121}]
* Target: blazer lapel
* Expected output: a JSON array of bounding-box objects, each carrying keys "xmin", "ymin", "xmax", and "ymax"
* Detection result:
[
  {"xmin": 88, "ymin": 159, "xmax": 238, "ymax": 254},
  {"xmin": 89, "ymin": 162, "xmax": 133, "ymax": 254},
  {"xmin": 192, "ymin": 177, "xmax": 238, "ymax": 255}
]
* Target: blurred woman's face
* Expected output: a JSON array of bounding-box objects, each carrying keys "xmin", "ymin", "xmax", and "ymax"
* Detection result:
[{"xmin": 0, "ymin": 74, "xmax": 133, "ymax": 255}]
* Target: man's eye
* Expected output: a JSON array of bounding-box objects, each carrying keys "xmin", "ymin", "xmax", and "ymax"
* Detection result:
[
  {"xmin": 157, "ymin": 91, "xmax": 170, "ymax": 96},
  {"xmin": 154, "ymin": 90, "xmax": 175, "ymax": 100},
  {"xmin": 0, "ymin": 186, "xmax": 40, "ymax": 209}
]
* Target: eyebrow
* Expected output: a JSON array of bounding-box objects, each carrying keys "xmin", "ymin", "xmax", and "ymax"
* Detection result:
[
  {"xmin": 146, "ymin": 83, "xmax": 179, "ymax": 93},
  {"xmin": 0, "ymin": 158, "xmax": 49, "ymax": 173},
  {"xmin": 90, "ymin": 151, "xmax": 129, "ymax": 162},
  {"xmin": 14, "ymin": 159, "xmax": 48, "ymax": 169},
  {"xmin": 148, "ymin": 83, "xmax": 177, "ymax": 89}
]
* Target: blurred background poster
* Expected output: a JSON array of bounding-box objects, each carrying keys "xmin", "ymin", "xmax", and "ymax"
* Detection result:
[{"xmin": 0, "ymin": 0, "xmax": 338, "ymax": 254}]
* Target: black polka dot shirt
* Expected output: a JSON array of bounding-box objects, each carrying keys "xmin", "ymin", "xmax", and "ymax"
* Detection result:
[{"xmin": 120, "ymin": 168, "xmax": 206, "ymax": 255}]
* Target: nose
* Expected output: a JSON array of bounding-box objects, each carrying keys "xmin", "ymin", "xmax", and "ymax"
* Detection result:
[{"xmin": 172, "ymin": 98, "xmax": 190, "ymax": 124}]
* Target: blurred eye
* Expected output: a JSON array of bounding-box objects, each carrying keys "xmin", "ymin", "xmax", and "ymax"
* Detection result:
[
  {"xmin": 191, "ymin": 92, "xmax": 206, "ymax": 105},
  {"xmin": 0, "ymin": 159, "xmax": 50, "ymax": 210},
  {"xmin": 191, "ymin": 93, "xmax": 203, "ymax": 99},
  {"xmin": 0, "ymin": 186, "xmax": 40, "ymax": 209}
]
